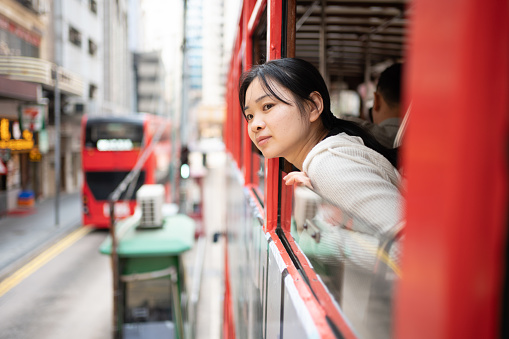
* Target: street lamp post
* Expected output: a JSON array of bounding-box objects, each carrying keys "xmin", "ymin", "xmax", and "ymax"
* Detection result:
[{"xmin": 54, "ymin": 0, "xmax": 62, "ymax": 226}]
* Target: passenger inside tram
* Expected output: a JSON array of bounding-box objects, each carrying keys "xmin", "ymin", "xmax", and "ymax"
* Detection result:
[
  {"xmin": 342, "ymin": 63, "xmax": 403, "ymax": 149},
  {"xmin": 239, "ymin": 58, "xmax": 404, "ymax": 270}
]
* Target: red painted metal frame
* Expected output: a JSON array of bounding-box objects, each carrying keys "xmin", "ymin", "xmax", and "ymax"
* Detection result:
[
  {"xmin": 223, "ymin": 236, "xmax": 236, "ymax": 338},
  {"xmin": 284, "ymin": 230, "xmax": 358, "ymax": 338},
  {"xmin": 396, "ymin": 0, "xmax": 509, "ymax": 338},
  {"xmin": 242, "ymin": 0, "xmax": 256, "ymax": 185},
  {"xmin": 263, "ymin": 0, "xmax": 283, "ymax": 233},
  {"xmin": 268, "ymin": 230, "xmax": 338, "ymax": 338}
]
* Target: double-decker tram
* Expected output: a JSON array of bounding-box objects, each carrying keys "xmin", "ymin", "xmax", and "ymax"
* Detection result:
[
  {"xmin": 223, "ymin": 1, "xmax": 508, "ymax": 338},
  {"xmin": 81, "ymin": 114, "xmax": 174, "ymax": 228}
]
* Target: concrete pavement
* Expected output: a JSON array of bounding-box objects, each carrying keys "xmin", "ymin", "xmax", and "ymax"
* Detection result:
[{"xmin": 0, "ymin": 192, "xmax": 82, "ymax": 280}]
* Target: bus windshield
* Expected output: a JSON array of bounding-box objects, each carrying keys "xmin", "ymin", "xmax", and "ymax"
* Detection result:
[{"xmin": 85, "ymin": 120, "xmax": 144, "ymax": 150}]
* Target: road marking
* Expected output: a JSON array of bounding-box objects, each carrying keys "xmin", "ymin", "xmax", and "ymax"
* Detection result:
[{"xmin": 0, "ymin": 226, "xmax": 92, "ymax": 298}]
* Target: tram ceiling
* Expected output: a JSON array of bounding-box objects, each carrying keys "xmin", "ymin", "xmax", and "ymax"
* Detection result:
[{"xmin": 294, "ymin": 0, "xmax": 410, "ymax": 87}]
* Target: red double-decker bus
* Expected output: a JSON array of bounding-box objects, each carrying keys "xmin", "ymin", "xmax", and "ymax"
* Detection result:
[{"xmin": 81, "ymin": 114, "xmax": 174, "ymax": 228}]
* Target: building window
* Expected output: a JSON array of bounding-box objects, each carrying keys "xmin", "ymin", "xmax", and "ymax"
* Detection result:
[
  {"xmin": 89, "ymin": 84, "xmax": 97, "ymax": 99},
  {"xmin": 89, "ymin": 0, "xmax": 97, "ymax": 14},
  {"xmin": 88, "ymin": 39, "xmax": 97, "ymax": 56},
  {"xmin": 69, "ymin": 26, "xmax": 81, "ymax": 47}
]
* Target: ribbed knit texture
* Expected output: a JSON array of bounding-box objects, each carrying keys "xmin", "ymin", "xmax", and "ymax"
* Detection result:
[{"xmin": 301, "ymin": 133, "xmax": 404, "ymax": 270}]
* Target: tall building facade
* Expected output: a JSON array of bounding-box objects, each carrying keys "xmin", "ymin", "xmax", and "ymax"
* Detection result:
[
  {"xmin": 103, "ymin": 0, "xmax": 131, "ymax": 115},
  {"xmin": 133, "ymin": 51, "xmax": 165, "ymax": 115},
  {"xmin": 184, "ymin": 0, "xmax": 240, "ymax": 141},
  {"xmin": 0, "ymin": 0, "xmax": 135, "ymax": 215},
  {"xmin": 0, "ymin": 0, "xmax": 84, "ymax": 212}
]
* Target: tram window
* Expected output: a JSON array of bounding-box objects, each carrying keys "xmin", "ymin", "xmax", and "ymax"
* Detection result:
[
  {"xmin": 253, "ymin": 150, "xmax": 264, "ymax": 199},
  {"xmin": 252, "ymin": 9, "xmax": 267, "ymax": 65},
  {"xmin": 291, "ymin": 186, "xmax": 402, "ymax": 339}
]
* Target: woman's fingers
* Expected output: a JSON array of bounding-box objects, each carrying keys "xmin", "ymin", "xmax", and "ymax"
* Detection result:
[{"xmin": 283, "ymin": 172, "xmax": 313, "ymax": 189}]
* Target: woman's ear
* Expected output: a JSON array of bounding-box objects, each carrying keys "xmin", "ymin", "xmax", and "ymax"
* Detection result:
[{"xmin": 308, "ymin": 91, "xmax": 323, "ymax": 122}]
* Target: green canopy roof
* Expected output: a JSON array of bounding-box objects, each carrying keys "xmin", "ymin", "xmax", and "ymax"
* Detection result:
[{"xmin": 100, "ymin": 213, "xmax": 195, "ymax": 257}]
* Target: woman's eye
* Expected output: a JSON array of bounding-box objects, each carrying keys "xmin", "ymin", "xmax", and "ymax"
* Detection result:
[
  {"xmin": 246, "ymin": 113, "xmax": 254, "ymax": 121},
  {"xmin": 263, "ymin": 103, "xmax": 274, "ymax": 110}
]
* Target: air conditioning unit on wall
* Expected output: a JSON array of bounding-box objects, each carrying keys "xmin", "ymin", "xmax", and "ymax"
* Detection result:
[{"xmin": 136, "ymin": 184, "xmax": 165, "ymax": 228}]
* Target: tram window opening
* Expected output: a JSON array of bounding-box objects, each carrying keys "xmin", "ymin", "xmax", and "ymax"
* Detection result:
[
  {"xmin": 289, "ymin": 183, "xmax": 402, "ymax": 338},
  {"xmin": 253, "ymin": 152, "xmax": 265, "ymax": 199},
  {"xmin": 252, "ymin": 9, "xmax": 267, "ymax": 65}
]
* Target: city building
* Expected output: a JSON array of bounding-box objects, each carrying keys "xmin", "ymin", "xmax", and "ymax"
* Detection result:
[
  {"xmin": 133, "ymin": 51, "xmax": 166, "ymax": 115},
  {"xmin": 185, "ymin": 0, "xmax": 240, "ymax": 142},
  {"xmin": 0, "ymin": 0, "xmax": 84, "ymax": 213},
  {"xmin": 103, "ymin": 0, "xmax": 131, "ymax": 115},
  {"xmin": 0, "ymin": 0, "xmax": 134, "ymax": 215}
]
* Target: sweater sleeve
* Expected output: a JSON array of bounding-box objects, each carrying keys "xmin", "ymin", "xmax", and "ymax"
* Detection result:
[{"xmin": 305, "ymin": 145, "xmax": 403, "ymax": 237}]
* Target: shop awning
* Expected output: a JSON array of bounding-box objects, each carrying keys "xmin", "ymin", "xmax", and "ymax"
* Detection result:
[{"xmin": 0, "ymin": 76, "xmax": 38, "ymax": 101}]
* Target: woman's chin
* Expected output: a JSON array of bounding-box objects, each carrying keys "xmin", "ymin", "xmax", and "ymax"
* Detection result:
[{"xmin": 261, "ymin": 151, "xmax": 278, "ymax": 159}]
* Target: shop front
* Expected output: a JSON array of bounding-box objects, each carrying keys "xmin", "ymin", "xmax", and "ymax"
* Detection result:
[{"xmin": 0, "ymin": 104, "xmax": 45, "ymax": 214}]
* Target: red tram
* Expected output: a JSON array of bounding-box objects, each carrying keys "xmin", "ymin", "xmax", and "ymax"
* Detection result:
[
  {"xmin": 223, "ymin": 0, "xmax": 508, "ymax": 338},
  {"xmin": 81, "ymin": 114, "xmax": 174, "ymax": 228}
]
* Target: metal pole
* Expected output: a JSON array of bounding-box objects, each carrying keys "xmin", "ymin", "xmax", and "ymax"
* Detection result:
[
  {"xmin": 180, "ymin": 0, "xmax": 188, "ymax": 146},
  {"xmin": 54, "ymin": 0, "xmax": 62, "ymax": 226},
  {"xmin": 54, "ymin": 71, "xmax": 60, "ymax": 226},
  {"xmin": 109, "ymin": 200, "xmax": 121, "ymax": 339},
  {"xmin": 363, "ymin": 35, "xmax": 371, "ymax": 119},
  {"xmin": 319, "ymin": 0, "xmax": 327, "ymax": 84}
]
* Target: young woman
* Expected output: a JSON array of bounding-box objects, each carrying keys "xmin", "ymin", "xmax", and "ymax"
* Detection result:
[{"xmin": 239, "ymin": 58, "xmax": 404, "ymax": 262}]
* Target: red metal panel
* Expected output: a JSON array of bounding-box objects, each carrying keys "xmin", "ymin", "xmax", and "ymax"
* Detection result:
[
  {"xmin": 264, "ymin": 0, "xmax": 283, "ymax": 232},
  {"xmin": 267, "ymin": 0, "xmax": 282, "ymax": 61},
  {"xmin": 242, "ymin": 0, "xmax": 255, "ymax": 185},
  {"xmin": 396, "ymin": 0, "xmax": 509, "ymax": 338},
  {"xmin": 234, "ymin": 58, "xmax": 243, "ymax": 166},
  {"xmin": 264, "ymin": 157, "xmax": 279, "ymax": 232}
]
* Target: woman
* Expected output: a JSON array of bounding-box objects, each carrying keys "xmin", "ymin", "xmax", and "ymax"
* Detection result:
[{"xmin": 239, "ymin": 58, "xmax": 403, "ymax": 244}]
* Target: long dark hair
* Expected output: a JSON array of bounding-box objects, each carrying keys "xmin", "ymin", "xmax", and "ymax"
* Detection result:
[{"xmin": 239, "ymin": 58, "xmax": 398, "ymax": 167}]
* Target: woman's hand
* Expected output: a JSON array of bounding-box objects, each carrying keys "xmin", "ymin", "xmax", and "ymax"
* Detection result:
[{"xmin": 283, "ymin": 171, "xmax": 313, "ymax": 189}]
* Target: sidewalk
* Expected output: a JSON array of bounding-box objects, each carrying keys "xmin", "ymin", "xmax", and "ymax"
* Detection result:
[{"xmin": 0, "ymin": 192, "xmax": 82, "ymax": 280}]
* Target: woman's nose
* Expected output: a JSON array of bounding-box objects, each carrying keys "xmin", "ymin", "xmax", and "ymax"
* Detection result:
[{"xmin": 251, "ymin": 117, "xmax": 265, "ymax": 131}]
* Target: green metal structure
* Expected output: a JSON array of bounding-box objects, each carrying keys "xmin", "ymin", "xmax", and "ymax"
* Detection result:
[{"xmin": 100, "ymin": 212, "xmax": 195, "ymax": 339}]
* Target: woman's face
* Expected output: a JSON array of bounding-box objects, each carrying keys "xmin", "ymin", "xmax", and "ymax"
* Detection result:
[{"xmin": 243, "ymin": 77, "xmax": 312, "ymax": 164}]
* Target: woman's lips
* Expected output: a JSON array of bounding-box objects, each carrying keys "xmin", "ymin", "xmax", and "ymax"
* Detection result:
[{"xmin": 256, "ymin": 135, "xmax": 271, "ymax": 147}]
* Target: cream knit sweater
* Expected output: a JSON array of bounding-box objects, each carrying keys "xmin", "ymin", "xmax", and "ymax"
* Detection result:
[{"xmin": 301, "ymin": 133, "xmax": 404, "ymax": 269}]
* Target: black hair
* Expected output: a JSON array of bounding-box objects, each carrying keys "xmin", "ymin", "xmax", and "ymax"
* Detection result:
[
  {"xmin": 239, "ymin": 58, "xmax": 398, "ymax": 168},
  {"xmin": 377, "ymin": 63, "xmax": 402, "ymax": 108}
]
